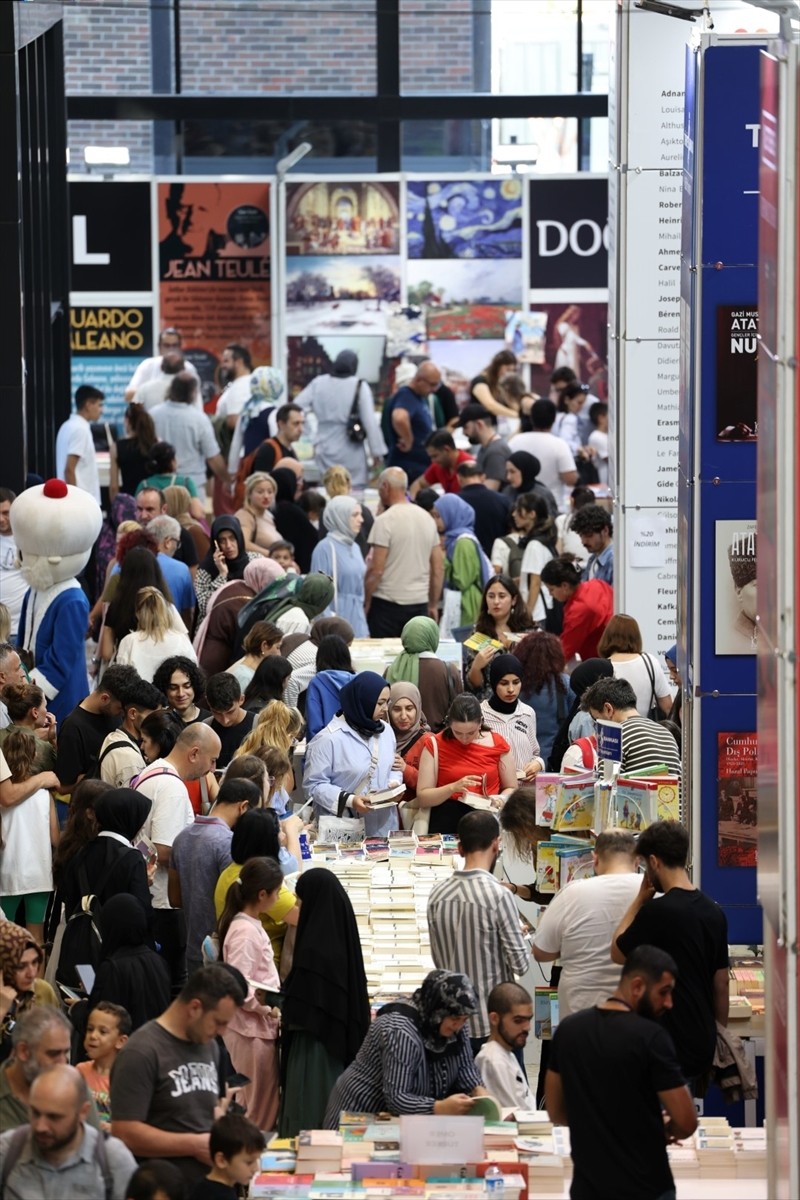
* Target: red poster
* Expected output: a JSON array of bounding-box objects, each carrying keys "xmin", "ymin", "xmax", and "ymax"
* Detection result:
[
  {"xmin": 717, "ymin": 731, "xmax": 757, "ymax": 868},
  {"xmin": 157, "ymin": 182, "xmax": 271, "ymax": 392}
]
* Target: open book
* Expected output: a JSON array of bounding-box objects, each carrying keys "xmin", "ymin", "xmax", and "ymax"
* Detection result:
[{"xmin": 367, "ymin": 782, "xmax": 406, "ymax": 807}]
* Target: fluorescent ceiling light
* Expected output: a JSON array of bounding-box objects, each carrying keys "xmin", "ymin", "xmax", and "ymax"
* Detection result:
[{"xmin": 83, "ymin": 145, "xmax": 130, "ymax": 166}]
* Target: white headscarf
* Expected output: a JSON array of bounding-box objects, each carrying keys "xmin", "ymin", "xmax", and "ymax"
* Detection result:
[{"xmin": 322, "ymin": 495, "xmax": 359, "ymax": 545}]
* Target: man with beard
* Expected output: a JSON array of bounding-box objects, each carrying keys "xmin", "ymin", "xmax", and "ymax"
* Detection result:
[
  {"xmin": 475, "ymin": 982, "xmax": 536, "ymax": 1109},
  {"xmin": 0, "ymin": 1065, "xmax": 135, "ymax": 1198},
  {"xmin": 457, "ymin": 404, "xmax": 511, "ymax": 491},
  {"xmin": 427, "ymin": 812, "xmax": 530, "ymax": 1054},
  {"xmin": 545, "ymin": 946, "xmax": 696, "ymax": 1200}
]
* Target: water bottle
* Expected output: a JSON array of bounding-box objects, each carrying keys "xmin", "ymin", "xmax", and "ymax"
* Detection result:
[
  {"xmin": 298, "ymin": 832, "xmax": 312, "ymax": 869},
  {"xmin": 484, "ymin": 1164, "xmax": 505, "ymax": 1195}
]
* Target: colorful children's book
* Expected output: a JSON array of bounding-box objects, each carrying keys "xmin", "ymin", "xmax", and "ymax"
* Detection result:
[
  {"xmin": 535, "ymin": 842, "xmax": 559, "ymax": 893},
  {"xmin": 534, "ymin": 773, "xmax": 560, "ymax": 826},
  {"xmin": 552, "ymin": 774, "xmax": 595, "ymax": 832},
  {"xmin": 556, "ymin": 845, "xmax": 595, "ymax": 888},
  {"xmin": 614, "ymin": 777, "xmax": 659, "ymax": 831}
]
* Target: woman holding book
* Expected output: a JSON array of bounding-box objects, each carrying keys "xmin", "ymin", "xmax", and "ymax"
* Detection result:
[
  {"xmin": 279, "ymin": 869, "xmax": 370, "ymax": 1136},
  {"xmin": 385, "ymin": 616, "xmax": 462, "ymax": 732},
  {"xmin": 465, "ymin": 576, "xmax": 535, "ymax": 700},
  {"xmin": 479, "ymin": 654, "xmax": 544, "ymax": 781},
  {"xmin": 414, "ymin": 695, "xmax": 517, "ymax": 836},
  {"xmin": 323, "ymin": 969, "xmax": 488, "ymax": 1125},
  {"xmin": 388, "ymin": 682, "xmax": 430, "ymax": 802}
]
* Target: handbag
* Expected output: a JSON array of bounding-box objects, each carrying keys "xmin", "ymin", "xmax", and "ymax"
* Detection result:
[
  {"xmin": 330, "ymin": 542, "xmax": 339, "ymax": 615},
  {"xmin": 346, "ymin": 379, "xmax": 367, "ymax": 443},
  {"xmin": 641, "ymin": 653, "xmax": 667, "ymax": 722},
  {"xmin": 399, "ymin": 734, "xmax": 436, "ymax": 836}
]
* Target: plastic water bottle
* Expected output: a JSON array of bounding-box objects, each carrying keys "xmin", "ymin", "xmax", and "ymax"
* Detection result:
[
  {"xmin": 298, "ymin": 832, "xmax": 312, "ymax": 869},
  {"xmin": 484, "ymin": 1164, "xmax": 505, "ymax": 1195}
]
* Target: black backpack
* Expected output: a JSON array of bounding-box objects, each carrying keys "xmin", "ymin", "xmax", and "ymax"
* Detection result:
[{"xmin": 56, "ymin": 855, "xmax": 119, "ymax": 988}]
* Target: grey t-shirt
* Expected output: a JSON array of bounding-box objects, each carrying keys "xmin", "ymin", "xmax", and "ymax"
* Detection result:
[
  {"xmin": 110, "ymin": 1020, "xmax": 221, "ymax": 1186},
  {"xmin": 477, "ymin": 437, "xmax": 512, "ymax": 484}
]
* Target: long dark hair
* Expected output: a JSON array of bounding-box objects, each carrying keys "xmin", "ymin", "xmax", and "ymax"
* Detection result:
[
  {"xmin": 484, "ymin": 348, "xmax": 517, "ymax": 395},
  {"xmin": 243, "ymin": 656, "xmax": 292, "ymax": 708},
  {"xmin": 230, "ymin": 808, "xmax": 283, "ymax": 865},
  {"xmin": 125, "ymin": 402, "xmax": 157, "ymax": 458},
  {"xmin": 515, "ymin": 631, "xmax": 568, "ymax": 696},
  {"xmin": 513, "ymin": 492, "xmax": 558, "ymax": 554},
  {"xmin": 315, "ymin": 635, "xmax": 354, "ymax": 674},
  {"xmin": 540, "ymin": 556, "xmax": 583, "ymax": 590},
  {"xmin": 217, "ymin": 856, "xmax": 283, "ymax": 951},
  {"xmin": 106, "ymin": 546, "xmax": 173, "ymax": 641},
  {"xmin": 474, "ymin": 574, "xmax": 534, "ymax": 638},
  {"xmin": 53, "ymin": 779, "xmax": 111, "ymax": 886}
]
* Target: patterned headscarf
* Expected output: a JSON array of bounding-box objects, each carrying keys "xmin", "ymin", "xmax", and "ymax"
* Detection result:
[
  {"xmin": 0, "ymin": 922, "xmax": 42, "ymax": 1019},
  {"xmin": 411, "ymin": 969, "xmax": 478, "ymax": 1054},
  {"xmin": 228, "ymin": 366, "xmax": 286, "ymax": 473}
]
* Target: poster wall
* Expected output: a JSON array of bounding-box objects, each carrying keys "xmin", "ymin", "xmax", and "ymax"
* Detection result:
[
  {"xmin": 70, "ymin": 304, "xmax": 154, "ymax": 426},
  {"xmin": 157, "ymin": 181, "xmax": 272, "ymax": 397},
  {"xmin": 714, "ymin": 520, "xmax": 758, "ymax": 655}
]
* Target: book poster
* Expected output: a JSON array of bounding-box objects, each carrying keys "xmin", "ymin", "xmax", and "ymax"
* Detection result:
[
  {"xmin": 157, "ymin": 182, "xmax": 271, "ymax": 393},
  {"xmin": 716, "ymin": 305, "xmax": 758, "ymax": 440},
  {"xmin": 717, "ymin": 731, "xmax": 757, "ymax": 867},
  {"xmin": 286, "ymin": 181, "xmax": 399, "ymax": 256},
  {"xmin": 714, "ymin": 519, "xmax": 757, "ymax": 655}
]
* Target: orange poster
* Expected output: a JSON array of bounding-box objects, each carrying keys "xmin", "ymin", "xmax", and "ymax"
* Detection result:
[{"xmin": 157, "ymin": 181, "xmax": 271, "ymax": 393}]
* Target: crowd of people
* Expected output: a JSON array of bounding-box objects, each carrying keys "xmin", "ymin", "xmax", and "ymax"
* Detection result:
[{"xmin": 0, "ymin": 332, "xmax": 720, "ymax": 1200}]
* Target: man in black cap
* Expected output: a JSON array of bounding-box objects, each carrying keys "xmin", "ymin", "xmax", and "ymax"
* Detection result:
[
  {"xmin": 455, "ymin": 461, "xmax": 512, "ymax": 557},
  {"xmin": 458, "ymin": 404, "xmax": 511, "ymax": 492}
]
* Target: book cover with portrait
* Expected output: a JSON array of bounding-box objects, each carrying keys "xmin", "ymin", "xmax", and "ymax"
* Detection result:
[{"xmin": 715, "ymin": 520, "xmax": 757, "ymax": 655}]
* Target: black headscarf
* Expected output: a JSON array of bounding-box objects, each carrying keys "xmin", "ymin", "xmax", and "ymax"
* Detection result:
[
  {"xmin": 272, "ymin": 468, "xmax": 319, "ymax": 573},
  {"xmin": 488, "ymin": 653, "xmax": 524, "ymax": 714},
  {"xmin": 331, "ymin": 350, "xmax": 358, "ymax": 378},
  {"xmin": 411, "ymin": 970, "xmax": 478, "ymax": 1054},
  {"xmin": 507, "ymin": 451, "xmax": 541, "ymax": 495},
  {"xmin": 94, "ymin": 788, "xmax": 152, "ymax": 843},
  {"xmin": 281, "ymin": 870, "xmax": 370, "ymax": 1067},
  {"xmin": 201, "ymin": 515, "xmax": 250, "ymax": 580},
  {"xmin": 98, "ymin": 893, "xmax": 149, "ymax": 959},
  {"xmin": 339, "ymin": 671, "xmax": 387, "ymax": 737}
]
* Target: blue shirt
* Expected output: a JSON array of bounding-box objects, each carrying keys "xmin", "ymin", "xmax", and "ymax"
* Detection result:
[
  {"xmin": 303, "ymin": 714, "xmax": 400, "ymax": 837},
  {"xmin": 584, "ymin": 542, "xmax": 614, "ymax": 585},
  {"xmin": 385, "ymin": 386, "xmax": 433, "ymax": 481},
  {"xmin": 171, "ymin": 816, "xmax": 233, "ymax": 961}
]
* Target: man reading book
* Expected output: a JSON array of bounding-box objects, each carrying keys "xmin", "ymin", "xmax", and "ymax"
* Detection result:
[{"xmin": 476, "ymin": 982, "xmax": 536, "ymax": 1110}]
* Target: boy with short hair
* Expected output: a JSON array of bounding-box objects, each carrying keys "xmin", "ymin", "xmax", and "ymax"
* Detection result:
[
  {"xmin": 190, "ymin": 1112, "xmax": 266, "ymax": 1200},
  {"xmin": 268, "ymin": 540, "xmax": 300, "ymax": 573},
  {"xmin": 76, "ymin": 1000, "xmax": 131, "ymax": 1129},
  {"xmin": 205, "ymin": 672, "xmax": 255, "ymax": 769}
]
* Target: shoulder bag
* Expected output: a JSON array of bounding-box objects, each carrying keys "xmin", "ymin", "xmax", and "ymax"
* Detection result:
[
  {"xmin": 641, "ymin": 653, "xmax": 667, "ymax": 722},
  {"xmin": 346, "ymin": 379, "xmax": 367, "ymax": 442}
]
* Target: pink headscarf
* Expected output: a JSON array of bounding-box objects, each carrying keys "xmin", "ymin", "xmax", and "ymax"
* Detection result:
[{"xmin": 193, "ymin": 556, "xmax": 285, "ymax": 660}]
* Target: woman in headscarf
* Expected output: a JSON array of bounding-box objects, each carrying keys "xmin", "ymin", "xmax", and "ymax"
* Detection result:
[
  {"xmin": 164, "ymin": 484, "xmax": 210, "ymax": 561},
  {"xmin": 387, "ymin": 681, "xmax": 429, "ymax": 802},
  {"xmin": 310, "ymin": 495, "xmax": 369, "ymax": 637},
  {"xmin": 303, "ymin": 670, "xmax": 402, "ymax": 838},
  {"xmin": 433, "ymin": 494, "xmax": 493, "ymax": 628},
  {"xmin": 323, "ymin": 969, "xmax": 487, "ymax": 1125},
  {"xmin": 195, "ymin": 556, "xmax": 285, "ymax": 676},
  {"xmin": 195, "ymin": 515, "xmax": 262, "ymax": 619},
  {"xmin": 82, "ymin": 894, "xmax": 171, "ymax": 1033},
  {"xmin": 294, "ymin": 350, "xmax": 387, "ymax": 489},
  {"xmin": 479, "ymin": 653, "xmax": 544, "ymax": 780},
  {"xmin": 282, "ymin": 615, "xmax": 355, "ymax": 712},
  {"xmin": 271, "ymin": 468, "xmax": 319, "ymax": 573},
  {"xmin": 385, "ymin": 616, "xmax": 462, "ymax": 732},
  {"xmin": 227, "ymin": 365, "xmax": 286, "ymax": 477},
  {"xmin": 548, "ymin": 657, "xmax": 615, "ymax": 774},
  {"xmin": 503, "ymin": 450, "xmax": 559, "ymax": 518},
  {"xmin": 253, "ymin": 572, "xmax": 335, "ymax": 639},
  {"xmin": 0, "ymin": 924, "xmax": 57, "ymax": 1063},
  {"xmin": 57, "ymin": 788, "xmax": 154, "ymax": 966},
  {"xmin": 278, "ymin": 869, "xmax": 371, "ymax": 1135},
  {"xmin": 323, "ymin": 464, "xmax": 374, "ymax": 558}
]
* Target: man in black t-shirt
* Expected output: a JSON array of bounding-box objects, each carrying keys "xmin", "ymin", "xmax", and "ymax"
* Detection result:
[
  {"xmin": 204, "ymin": 672, "xmax": 255, "ymax": 769},
  {"xmin": 55, "ymin": 664, "xmax": 141, "ymax": 792},
  {"xmin": 546, "ymin": 945, "xmax": 696, "ymax": 1200},
  {"xmin": 612, "ymin": 820, "xmax": 730, "ymax": 1090}
]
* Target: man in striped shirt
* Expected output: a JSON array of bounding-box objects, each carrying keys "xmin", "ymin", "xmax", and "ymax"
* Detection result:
[
  {"xmin": 581, "ymin": 677, "xmax": 682, "ymax": 784},
  {"xmin": 427, "ymin": 812, "xmax": 531, "ymax": 1053}
]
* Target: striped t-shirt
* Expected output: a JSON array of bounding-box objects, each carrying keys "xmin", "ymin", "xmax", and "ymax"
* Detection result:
[{"xmin": 620, "ymin": 716, "xmax": 681, "ymax": 781}]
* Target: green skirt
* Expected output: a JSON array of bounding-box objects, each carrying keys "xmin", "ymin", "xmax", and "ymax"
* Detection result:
[{"xmin": 277, "ymin": 1030, "xmax": 343, "ymax": 1136}]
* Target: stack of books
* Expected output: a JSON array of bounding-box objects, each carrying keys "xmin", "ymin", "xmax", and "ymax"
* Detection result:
[{"xmin": 295, "ymin": 1131, "xmax": 344, "ymax": 1176}]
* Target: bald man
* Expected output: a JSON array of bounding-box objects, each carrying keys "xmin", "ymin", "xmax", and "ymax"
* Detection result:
[
  {"xmin": 0, "ymin": 1065, "xmax": 135, "ymax": 1199},
  {"xmin": 385, "ymin": 360, "xmax": 443, "ymax": 482},
  {"xmin": 134, "ymin": 723, "xmax": 222, "ymax": 991},
  {"xmin": 365, "ymin": 467, "xmax": 443, "ymax": 637}
]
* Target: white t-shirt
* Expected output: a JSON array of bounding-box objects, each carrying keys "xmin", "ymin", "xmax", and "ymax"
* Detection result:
[
  {"xmin": 127, "ymin": 355, "xmax": 199, "ymax": 393},
  {"xmin": 508, "ymin": 431, "xmax": 576, "ymax": 512},
  {"xmin": 588, "ymin": 429, "xmax": 609, "ymax": 484},
  {"xmin": 0, "ymin": 786, "xmax": 52, "ymax": 894},
  {"xmin": 0, "ymin": 533, "xmax": 28, "ymax": 637},
  {"xmin": 610, "ymin": 654, "xmax": 672, "ymax": 719},
  {"xmin": 134, "ymin": 759, "xmax": 194, "ymax": 908},
  {"xmin": 475, "ymin": 1039, "xmax": 536, "ymax": 1110},
  {"xmin": 533, "ymin": 872, "xmax": 642, "ymax": 1017},
  {"xmin": 368, "ymin": 502, "xmax": 440, "ymax": 606},
  {"xmin": 55, "ymin": 413, "xmax": 100, "ymax": 503},
  {"xmin": 518, "ymin": 540, "xmax": 553, "ymax": 621},
  {"xmin": 215, "ymin": 375, "xmax": 251, "ymax": 420},
  {"xmin": 115, "ymin": 612, "xmax": 197, "ymax": 682},
  {"xmin": 135, "ymin": 374, "xmax": 203, "ymax": 412}
]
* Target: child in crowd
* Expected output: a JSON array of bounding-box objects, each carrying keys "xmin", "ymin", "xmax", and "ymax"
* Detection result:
[
  {"xmin": 206, "ymin": 671, "xmax": 256, "ymax": 769},
  {"xmin": 77, "ymin": 1000, "xmax": 131, "ymax": 1130},
  {"xmin": 0, "ymin": 729, "xmax": 59, "ymax": 945},
  {"xmin": 268, "ymin": 540, "xmax": 300, "ymax": 573},
  {"xmin": 190, "ymin": 1112, "xmax": 266, "ymax": 1200},
  {"xmin": 298, "ymin": 489, "xmax": 326, "ymax": 531},
  {"xmin": 260, "ymin": 744, "xmax": 293, "ymax": 815}
]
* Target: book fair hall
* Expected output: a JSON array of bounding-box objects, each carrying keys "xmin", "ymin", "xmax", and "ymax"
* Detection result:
[{"xmin": 4, "ymin": 0, "xmax": 800, "ymax": 1196}]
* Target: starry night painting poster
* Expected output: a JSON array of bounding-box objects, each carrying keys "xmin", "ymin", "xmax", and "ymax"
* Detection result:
[{"xmin": 406, "ymin": 178, "xmax": 523, "ymax": 259}]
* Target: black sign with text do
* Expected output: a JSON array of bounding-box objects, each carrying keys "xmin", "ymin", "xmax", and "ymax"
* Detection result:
[{"xmin": 529, "ymin": 177, "xmax": 609, "ymax": 291}]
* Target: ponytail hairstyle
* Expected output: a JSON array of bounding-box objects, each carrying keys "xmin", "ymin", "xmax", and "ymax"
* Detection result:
[
  {"xmin": 135, "ymin": 586, "xmax": 174, "ymax": 642},
  {"xmin": 441, "ymin": 693, "xmax": 489, "ymax": 741},
  {"xmin": 539, "ymin": 555, "xmax": 583, "ymax": 591},
  {"xmin": 2, "ymin": 728, "xmax": 38, "ymax": 782},
  {"xmin": 235, "ymin": 700, "xmax": 303, "ymax": 758},
  {"xmin": 146, "ymin": 441, "xmax": 177, "ymax": 475},
  {"xmin": 217, "ymin": 856, "xmax": 284, "ymax": 951},
  {"xmin": 125, "ymin": 402, "xmax": 157, "ymax": 457},
  {"xmin": 1, "ymin": 682, "xmax": 46, "ymax": 725}
]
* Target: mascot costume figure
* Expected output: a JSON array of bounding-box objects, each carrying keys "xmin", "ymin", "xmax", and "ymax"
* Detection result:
[{"xmin": 12, "ymin": 479, "xmax": 102, "ymax": 727}]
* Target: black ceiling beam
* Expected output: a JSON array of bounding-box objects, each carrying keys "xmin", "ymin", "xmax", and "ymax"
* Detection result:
[{"xmin": 67, "ymin": 92, "xmax": 608, "ymax": 124}]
